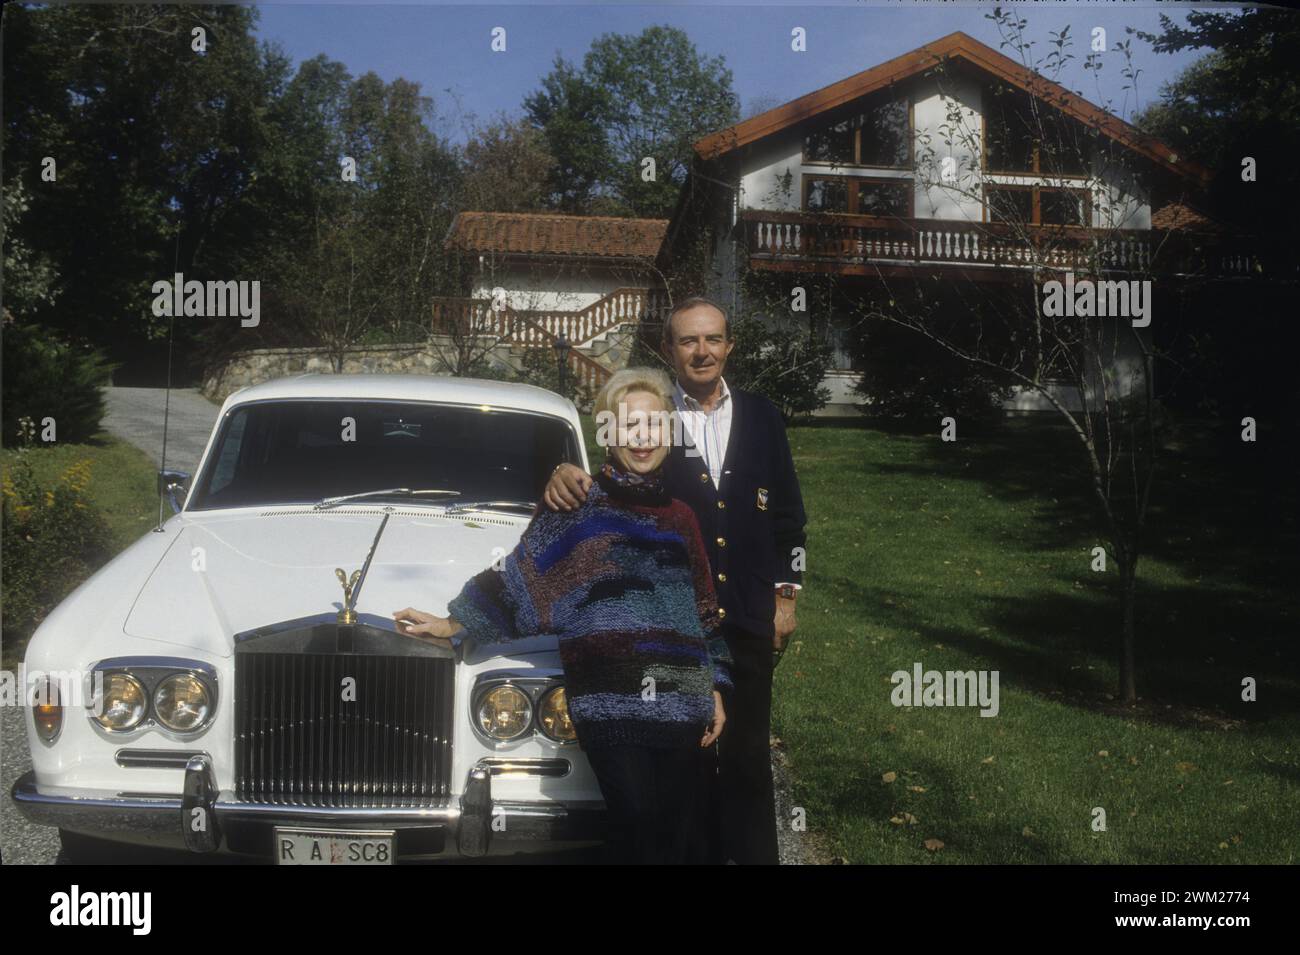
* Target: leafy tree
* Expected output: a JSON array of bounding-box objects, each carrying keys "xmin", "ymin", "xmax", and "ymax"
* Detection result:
[
  {"xmin": 1132, "ymin": 7, "xmax": 1300, "ymax": 237},
  {"xmin": 229, "ymin": 63, "xmax": 463, "ymax": 369},
  {"xmin": 523, "ymin": 57, "xmax": 614, "ymax": 214},
  {"xmin": 2, "ymin": 3, "xmax": 274, "ymax": 365},
  {"xmin": 725, "ymin": 317, "xmax": 834, "ymax": 423},
  {"xmin": 525, "ymin": 26, "xmax": 738, "ymax": 217},
  {"xmin": 460, "ymin": 114, "xmax": 558, "ymax": 213},
  {"xmin": 2, "ymin": 176, "xmax": 61, "ymax": 319}
]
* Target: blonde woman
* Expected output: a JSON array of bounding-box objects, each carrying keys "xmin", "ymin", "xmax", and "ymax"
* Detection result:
[{"xmin": 394, "ymin": 367, "xmax": 731, "ymax": 864}]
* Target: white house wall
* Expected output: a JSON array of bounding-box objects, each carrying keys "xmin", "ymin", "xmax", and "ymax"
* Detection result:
[
  {"xmin": 470, "ymin": 263, "xmax": 652, "ymax": 312},
  {"xmin": 733, "ymin": 73, "xmax": 1150, "ymax": 226},
  {"xmin": 912, "ymin": 73, "xmax": 984, "ymax": 221}
]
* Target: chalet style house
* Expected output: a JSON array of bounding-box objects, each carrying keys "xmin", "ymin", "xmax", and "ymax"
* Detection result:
[{"xmin": 438, "ymin": 32, "xmax": 1269, "ymax": 413}]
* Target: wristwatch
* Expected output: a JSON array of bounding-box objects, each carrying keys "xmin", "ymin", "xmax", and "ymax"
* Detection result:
[{"xmin": 776, "ymin": 584, "xmax": 797, "ymax": 600}]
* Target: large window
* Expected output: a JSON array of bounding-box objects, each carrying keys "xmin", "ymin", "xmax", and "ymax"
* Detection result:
[
  {"xmin": 803, "ymin": 95, "xmax": 910, "ymax": 168},
  {"xmin": 987, "ymin": 185, "xmax": 1090, "ymax": 226},
  {"xmin": 984, "ymin": 85, "xmax": 1089, "ymax": 177},
  {"xmin": 804, "ymin": 175, "xmax": 912, "ymax": 217}
]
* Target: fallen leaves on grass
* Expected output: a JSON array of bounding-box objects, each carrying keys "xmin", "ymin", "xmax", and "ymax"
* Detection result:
[{"xmin": 923, "ymin": 838, "xmax": 944, "ymax": 852}]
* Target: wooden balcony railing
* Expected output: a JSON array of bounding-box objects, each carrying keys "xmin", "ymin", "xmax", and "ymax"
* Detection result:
[{"xmin": 741, "ymin": 210, "xmax": 1268, "ymax": 278}]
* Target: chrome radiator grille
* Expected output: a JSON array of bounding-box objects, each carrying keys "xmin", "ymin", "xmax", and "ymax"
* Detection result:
[{"xmin": 234, "ymin": 652, "xmax": 454, "ymax": 807}]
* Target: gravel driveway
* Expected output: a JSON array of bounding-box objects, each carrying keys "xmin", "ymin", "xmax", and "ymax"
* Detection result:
[{"xmin": 2, "ymin": 385, "xmax": 819, "ymax": 864}]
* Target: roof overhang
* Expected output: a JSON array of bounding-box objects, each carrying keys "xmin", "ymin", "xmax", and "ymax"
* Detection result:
[{"xmin": 693, "ymin": 31, "xmax": 1211, "ymax": 188}]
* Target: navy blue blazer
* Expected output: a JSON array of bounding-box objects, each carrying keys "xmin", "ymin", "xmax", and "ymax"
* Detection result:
[{"xmin": 663, "ymin": 387, "xmax": 807, "ymax": 640}]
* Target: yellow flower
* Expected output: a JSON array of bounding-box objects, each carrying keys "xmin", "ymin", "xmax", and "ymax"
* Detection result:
[{"xmin": 44, "ymin": 491, "xmax": 55, "ymax": 507}]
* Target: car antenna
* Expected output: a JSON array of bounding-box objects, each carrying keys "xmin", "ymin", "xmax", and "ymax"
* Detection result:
[{"xmin": 153, "ymin": 235, "xmax": 180, "ymax": 534}]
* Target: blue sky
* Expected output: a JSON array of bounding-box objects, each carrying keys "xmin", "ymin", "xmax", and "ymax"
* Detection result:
[{"xmin": 250, "ymin": 1, "xmax": 1212, "ymax": 145}]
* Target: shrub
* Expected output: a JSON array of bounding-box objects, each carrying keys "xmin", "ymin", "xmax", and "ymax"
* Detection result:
[
  {"xmin": 850, "ymin": 318, "xmax": 1012, "ymax": 422},
  {"xmin": 2, "ymin": 322, "xmax": 117, "ymax": 443},
  {"xmin": 724, "ymin": 316, "xmax": 834, "ymax": 422},
  {"xmin": 512, "ymin": 346, "xmax": 596, "ymax": 410},
  {"xmin": 1, "ymin": 455, "xmax": 116, "ymax": 650}
]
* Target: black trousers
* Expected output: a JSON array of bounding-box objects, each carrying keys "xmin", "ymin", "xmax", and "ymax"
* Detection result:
[
  {"xmin": 710, "ymin": 625, "xmax": 779, "ymax": 865},
  {"xmin": 583, "ymin": 743, "xmax": 710, "ymax": 865}
]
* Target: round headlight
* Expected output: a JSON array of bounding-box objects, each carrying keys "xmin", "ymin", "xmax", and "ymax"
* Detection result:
[
  {"xmin": 153, "ymin": 673, "xmax": 212, "ymax": 733},
  {"xmin": 476, "ymin": 685, "xmax": 533, "ymax": 740},
  {"xmin": 93, "ymin": 673, "xmax": 147, "ymax": 731},
  {"xmin": 537, "ymin": 686, "xmax": 576, "ymax": 742}
]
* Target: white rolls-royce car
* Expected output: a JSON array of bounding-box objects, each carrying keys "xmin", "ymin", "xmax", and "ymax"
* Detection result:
[{"xmin": 13, "ymin": 374, "xmax": 608, "ymax": 862}]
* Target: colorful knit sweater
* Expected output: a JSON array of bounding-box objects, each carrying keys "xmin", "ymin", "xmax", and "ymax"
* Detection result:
[{"xmin": 447, "ymin": 459, "xmax": 733, "ymax": 749}]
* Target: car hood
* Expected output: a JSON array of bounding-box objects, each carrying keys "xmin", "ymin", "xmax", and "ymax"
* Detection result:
[{"xmin": 122, "ymin": 508, "xmax": 530, "ymax": 657}]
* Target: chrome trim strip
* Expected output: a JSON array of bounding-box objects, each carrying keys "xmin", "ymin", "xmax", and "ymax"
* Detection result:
[
  {"xmin": 116, "ymin": 748, "xmax": 210, "ymax": 769},
  {"xmin": 91, "ymin": 657, "xmax": 218, "ymax": 680},
  {"xmin": 216, "ymin": 801, "xmax": 458, "ymax": 820},
  {"xmin": 477, "ymin": 758, "xmax": 571, "ymax": 778}
]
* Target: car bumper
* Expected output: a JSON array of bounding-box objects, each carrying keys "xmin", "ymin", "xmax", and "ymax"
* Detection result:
[{"xmin": 11, "ymin": 757, "xmax": 605, "ymax": 861}]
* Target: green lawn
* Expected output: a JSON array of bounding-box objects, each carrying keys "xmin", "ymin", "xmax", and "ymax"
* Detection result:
[{"xmin": 769, "ymin": 417, "xmax": 1298, "ymax": 864}]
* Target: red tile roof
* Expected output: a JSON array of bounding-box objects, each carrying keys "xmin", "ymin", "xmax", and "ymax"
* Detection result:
[
  {"xmin": 445, "ymin": 212, "xmax": 669, "ymax": 259},
  {"xmin": 1151, "ymin": 202, "xmax": 1224, "ymax": 233}
]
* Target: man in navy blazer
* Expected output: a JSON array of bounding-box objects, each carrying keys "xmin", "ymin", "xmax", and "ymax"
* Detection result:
[{"xmin": 543, "ymin": 296, "xmax": 808, "ymax": 865}]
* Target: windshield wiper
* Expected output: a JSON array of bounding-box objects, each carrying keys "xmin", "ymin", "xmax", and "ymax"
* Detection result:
[
  {"xmin": 443, "ymin": 500, "xmax": 537, "ymax": 516},
  {"xmin": 312, "ymin": 488, "xmax": 461, "ymax": 511}
]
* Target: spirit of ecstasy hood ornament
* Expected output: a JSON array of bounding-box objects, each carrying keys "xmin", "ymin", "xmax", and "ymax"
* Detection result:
[{"xmin": 334, "ymin": 512, "xmax": 391, "ymax": 625}]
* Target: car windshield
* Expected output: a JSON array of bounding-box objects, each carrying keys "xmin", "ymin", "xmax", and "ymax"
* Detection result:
[{"xmin": 187, "ymin": 399, "xmax": 581, "ymax": 510}]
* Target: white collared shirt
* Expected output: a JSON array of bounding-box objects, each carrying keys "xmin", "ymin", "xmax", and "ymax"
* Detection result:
[{"xmin": 672, "ymin": 377, "xmax": 733, "ymax": 490}]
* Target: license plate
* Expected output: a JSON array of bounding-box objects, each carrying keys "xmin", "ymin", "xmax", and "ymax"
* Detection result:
[{"xmin": 274, "ymin": 827, "xmax": 396, "ymax": 865}]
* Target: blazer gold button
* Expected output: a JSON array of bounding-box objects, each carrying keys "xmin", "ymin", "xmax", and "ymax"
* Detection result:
[
  {"xmin": 718, "ymin": 608, "xmax": 727, "ymax": 619},
  {"xmin": 716, "ymin": 537, "xmax": 726, "ymax": 547},
  {"xmin": 717, "ymin": 572, "xmax": 727, "ymax": 582},
  {"xmin": 699, "ymin": 473, "xmax": 709, "ymax": 482},
  {"xmin": 717, "ymin": 500, "xmax": 726, "ymax": 509}
]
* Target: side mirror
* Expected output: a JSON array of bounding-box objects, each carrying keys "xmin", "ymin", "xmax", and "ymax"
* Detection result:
[{"xmin": 158, "ymin": 469, "xmax": 192, "ymax": 514}]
